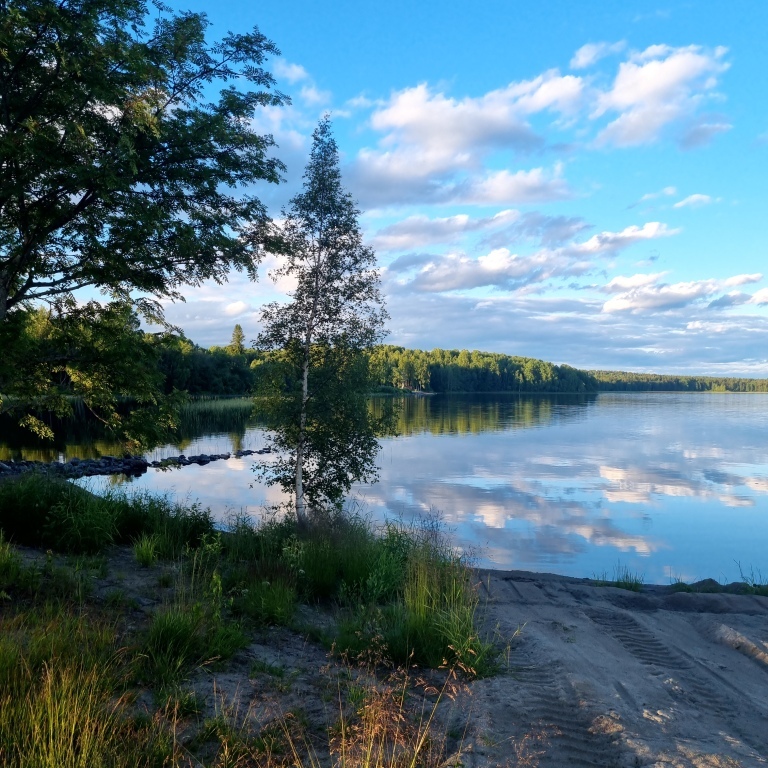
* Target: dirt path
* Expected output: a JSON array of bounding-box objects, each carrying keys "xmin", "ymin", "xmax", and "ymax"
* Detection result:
[{"xmin": 457, "ymin": 570, "xmax": 768, "ymax": 767}]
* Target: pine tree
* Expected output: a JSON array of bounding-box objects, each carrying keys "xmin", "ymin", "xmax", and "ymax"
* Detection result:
[
  {"xmin": 256, "ymin": 118, "xmax": 388, "ymax": 523},
  {"xmin": 229, "ymin": 324, "xmax": 246, "ymax": 355}
]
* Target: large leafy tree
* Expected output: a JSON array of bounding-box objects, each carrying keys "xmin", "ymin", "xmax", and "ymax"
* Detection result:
[
  {"xmin": 0, "ymin": 0, "xmax": 286, "ymax": 441},
  {"xmin": 256, "ymin": 118, "xmax": 388, "ymax": 522}
]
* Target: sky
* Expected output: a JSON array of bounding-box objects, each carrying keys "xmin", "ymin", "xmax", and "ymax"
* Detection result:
[{"xmin": 158, "ymin": 0, "xmax": 768, "ymax": 376}]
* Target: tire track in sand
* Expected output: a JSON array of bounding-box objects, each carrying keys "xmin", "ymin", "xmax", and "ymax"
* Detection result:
[
  {"xmin": 585, "ymin": 608, "xmax": 768, "ymax": 758},
  {"xmin": 505, "ymin": 645, "xmax": 627, "ymax": 768}
]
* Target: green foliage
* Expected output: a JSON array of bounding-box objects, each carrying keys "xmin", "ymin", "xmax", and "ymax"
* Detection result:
[
  {"xmin": 228, "ymin": 324, "xmax": 247, "ymax": 356},
  {"xmin": 0, "ymin": 608, "xmax": 172, "ymax": 768},
  {"xmin": 369, "ymin": 345, "xmax": 597, "ymax": 393},
  {"xmin": 0, "ymin": 531, "xmax": 22, "ymax": 595},
  {"xmin": 0, "ymin": 303, "xmax": 186, "ymax": 449},
  {"xmin": 589, "ymin": 369, "xmax": 768, "ymax": 392},
  {"xmin": 133, "ymin": 534, "xmax": 159, "ymax": 568},
  {"xmin": 0, "ymin": 474, "xmax": 214, "ymax": 556},
  {"xmin": 256, "ymin": 118, "xmax": 389, "ymax": 519},
  {"xmin": 0, "ymin": 0, "xmax": 285, "ymax": 443},
  {"xmin": 232, "ymin": 576, "xmax": 298, "ymax": 626}
]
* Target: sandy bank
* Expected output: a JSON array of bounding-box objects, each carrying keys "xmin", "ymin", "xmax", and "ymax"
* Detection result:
[{"xmin": 459, "ymin": 568, "xmax": 768, "ymax": 767}]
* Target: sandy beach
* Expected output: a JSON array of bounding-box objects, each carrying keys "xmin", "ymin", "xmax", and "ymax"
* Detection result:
[{"xmin": 455, "ymin": 569, "xmax": 768, "ymax": 767}]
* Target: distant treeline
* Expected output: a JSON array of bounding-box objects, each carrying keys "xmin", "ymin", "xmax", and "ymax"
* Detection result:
[
  {"xmin": 152, "ymin": 330, "xmax": 768, "ymax": 396},
  {"xmin": 589, "ymin": 370, "xmax": 768, "ymax": 392},
  {"xmin": 368, "ymin": 345, "xmax": 594, "ymax": 393}
]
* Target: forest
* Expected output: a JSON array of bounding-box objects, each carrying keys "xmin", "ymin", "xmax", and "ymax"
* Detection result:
[{"xmin": 151, "ymin": 329, "xmax": 768, "ymax": 396}]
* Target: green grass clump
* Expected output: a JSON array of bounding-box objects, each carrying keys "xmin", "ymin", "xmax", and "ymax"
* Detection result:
[
  {"xmin": 232, "ymin": 575, "xmax": 298, "ymax": 626},
  {"xmin": 336, "ymin": 541, "xmax": 495, "ymax": 675},
  {"xmin": 133, "ymin": 533, "xmax": 159, "ymax": 567},
  {"xmin": 613, "ymin": 564, "xmax": 644, "ymax": 592},
  {"xmin": 592, "ymin": 563, "xmax": 644, "ymax": 592},
  {"xmin": 736, "ymin": 562, "xmax": 768, "ymax": 596},
  {"xmin": 0, "ymin": 531, "xmax": 22, "ymax": 595},
  {"xmin": 0, "ymin": 608, "xmax": 172, "ymax": 768},
  {"xmin": 0, "ymin": 473, "xmax": 215, "ymax": 557}
]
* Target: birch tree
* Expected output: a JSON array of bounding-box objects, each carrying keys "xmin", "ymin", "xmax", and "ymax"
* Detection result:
[{"xmin": 256, "ymin": 118, "xmax": 388, "ymax": 523}]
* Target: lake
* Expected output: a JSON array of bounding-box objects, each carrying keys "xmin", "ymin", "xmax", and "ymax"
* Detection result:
[{"xmin": 3, "ymin": 393, "xmax": 767, "ymax": 583}]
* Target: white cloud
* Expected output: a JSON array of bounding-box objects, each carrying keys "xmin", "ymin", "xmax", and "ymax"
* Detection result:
[
  {"xmin": 349, "ymin": 74, "xmax": 584, "ymax": 207},
  {"xmin": 748, "ymin": 288, "xmax": 768, "ymax": 305},
  {"xmin": 456, "ymin": 166, "xmax": 571, "ymax": 205},
  {"xmin": 481, "ymin": 212, "xmax": 591, "ymax": 249},
  {"xmin": 594, "ymin": 45, "xmax": 730, "ymax": 147},
  {"xmin": 224, "ymin": 301, "xmax": 248, "ymax": 316},
  {"xmin": 602, "ymin": 272, "xmax": 764, "ymax": 314},
  {"xmin": 370, "ymin": 210, "xmax": 518, "ymax": 251},
  {"xmin": 570, "ymin": 41, "xmax": 626, "ymax": 70},
  {"xmin": 673, "ymin": 193, "xmax": 714, "ymax": 208},
  {"xmin": 272, "ymin": 60, "xmax": 310, "ymax": 84},
  {"xmin": 574, "ymin": 222, "xmax": 679, "ymax": 256},
  {"xmin": 638, "ymin": 186, "xmax": 677, "ymax": 203},
  {"xmin": 680, "ymin": 116, "xmax": 732, "ymax": 149},
  {"xmin": 388, "ymin": 221, "xmax": 677, "ymax": 294},
  {"xmin": 603, "ymin": 272, "xmax": 667, "ymax": 293},
  {"xmin": 299, "ymin": 84, "xmax": 331, "ymax": 106},
  {"xmin": 724, "ymin": 273, "xmax": 762, "ymax": 287}
]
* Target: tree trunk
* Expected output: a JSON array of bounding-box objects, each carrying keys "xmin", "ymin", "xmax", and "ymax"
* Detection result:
[
  {"xmin": 294, "ymin": 349, "xmax": 310, "ymax": 525},
  {"xmin": 0, "ymin": 282, "xmax": 7, "ymax": 324}
]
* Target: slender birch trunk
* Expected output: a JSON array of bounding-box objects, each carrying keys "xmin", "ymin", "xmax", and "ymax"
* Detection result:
[{"xmin": 294, "ymin": 347, "xmax": 310, "ymax": 524}]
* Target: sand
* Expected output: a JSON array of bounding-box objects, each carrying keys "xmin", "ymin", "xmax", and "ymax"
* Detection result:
[{"xmin": 455, "ymin": 569, "xmax": 768, "ymax": 767}]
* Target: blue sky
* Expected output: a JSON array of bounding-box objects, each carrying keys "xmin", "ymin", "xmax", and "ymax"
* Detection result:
[{"xmin": 159, "ymin": 0, "xmax": 768, "ymax": 375}]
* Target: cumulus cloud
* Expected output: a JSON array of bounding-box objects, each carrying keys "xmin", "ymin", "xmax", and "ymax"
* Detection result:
[
  {"xmin": 573, "ymin": 221, "xmax": 678, "ymax": 256},
  {"xmin": 724, "ymin": 273, "xmax": 762, "ymax": 287},
  {"xmin": 708, "ymin": 292, "xmax": 750, "ymax": 309},
  {"xmin": 570, "ymin": 40, "xmax": 626, "ymax": 70},
  {"xmin": 272, "ymin": 60, "xmax": 310, "ymax": 84},
  {"xmin": 594, "ymin": 44, "xmax": 730, "ymax": 147},
  {"xmin": 454, "ymin": 166, "xmax": 570, "ymax": 205},
  {"xmin": 351, "ymin": 158, "xmax": 570, "ymax": 207},
  {"xmin": 673, "ymin": 193, "xmax": 714, "ymax": 208},
  {"xmin": 748, "ymin": 288, "xmax": 768, "ymax": 305},
  {"xmin": 603, "ymin": 272, "xmax": 666, "ymax": 293},
  {"xmin": 370, "ymin": 210, "xmax": 518, "ymax": 251},
  {"xmin": 602, "ymin": 272, "xmax": 763, "ymax": 314},
  {"xmin": 299, "ymin": 84, "xmax": 331, "ymax": 106},
  {"xmin": 388, "ymin": 221, "xmax": 677, "ymax": 294},
  {"xmin": 224, "ymin": 301, "xmax": 248, "ymax": 316},
  {"xmin": 349, "ymin": 74, "xmax": 584, "ymax": 207}
]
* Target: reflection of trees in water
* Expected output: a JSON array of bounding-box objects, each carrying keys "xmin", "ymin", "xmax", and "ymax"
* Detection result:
[
  {"xmin": 370, "ymin": 394, "xmax": 597, "ymax": 436},
  {"xmin": 0, "ymin": 398, "xmax": 256, "ymax": 461},
  {"xmin": 1, "ymin": 395, "xmax": 598, "ymax": 459}
]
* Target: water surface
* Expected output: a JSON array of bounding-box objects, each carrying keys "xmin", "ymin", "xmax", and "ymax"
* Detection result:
[{"xmin": 3, "ymin": 393, "xmax": 767, "ymax": 583}]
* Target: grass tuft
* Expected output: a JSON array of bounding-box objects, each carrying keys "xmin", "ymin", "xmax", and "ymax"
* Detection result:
[{"xmin": 133, "ymin": 533, "xmax": 159, "ymax": 567}]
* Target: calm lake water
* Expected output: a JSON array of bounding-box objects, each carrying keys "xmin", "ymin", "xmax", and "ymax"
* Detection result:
[{"xmin": 4, "ymin": 393, "xmax": 768, "ymax": 583}]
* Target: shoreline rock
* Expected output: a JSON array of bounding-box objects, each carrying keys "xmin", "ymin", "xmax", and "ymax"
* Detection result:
[{"xmin": 0, "ymin": 447, "xmax": 273, "ymax": 479}]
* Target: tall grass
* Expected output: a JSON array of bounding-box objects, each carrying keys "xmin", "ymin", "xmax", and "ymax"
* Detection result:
[
  {"xmin": 0, "ymin": 491, "xmax": 501, "ymax": 767},
  {"xmin": 0, "ymin": 610, "xmax": 172, "ymax": 768},
  {"xmin": 0, "ymin": 473, "xmax": 214, "ymax": 556}
]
